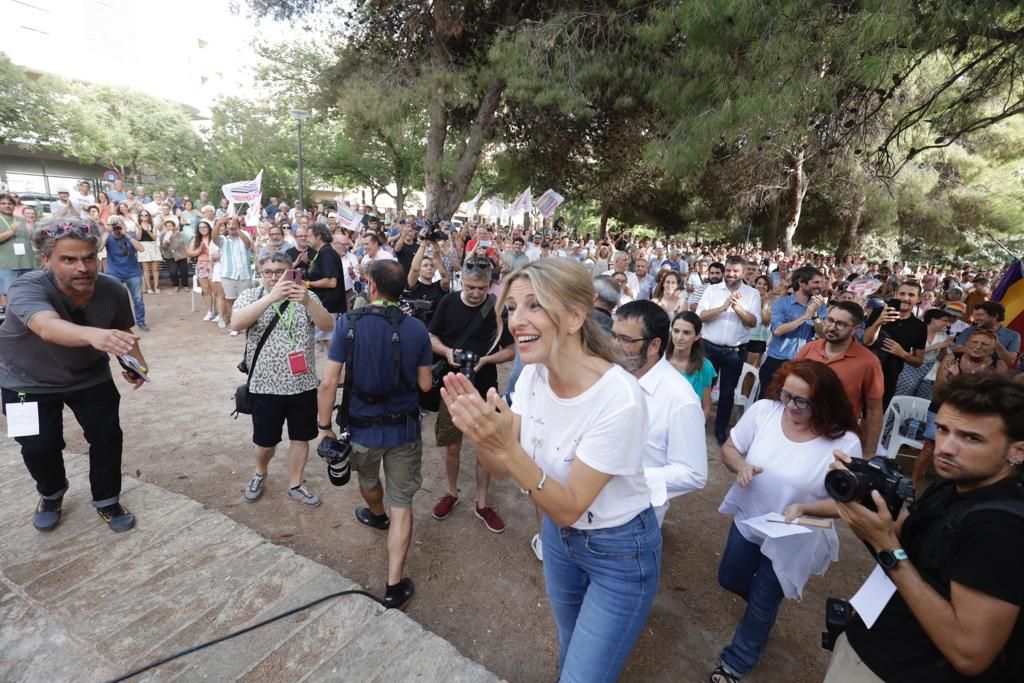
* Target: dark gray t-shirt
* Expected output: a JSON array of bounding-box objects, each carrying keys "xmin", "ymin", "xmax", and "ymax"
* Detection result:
[{"xmin": 0, "ymin": 270, "xmax": 135, "ymax": 393}]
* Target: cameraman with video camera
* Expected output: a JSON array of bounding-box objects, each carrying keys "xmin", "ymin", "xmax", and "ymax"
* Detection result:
[
  {"xmin": 402, "ymin": 222, "xmax": 451, "ymax": 324},
  {"xmin": 317, "ymin": 259, "xmax": 433, "ymax": 609},
  {"xmin": 824, "ymin": 372, "xmax": 1024, "ymax": 682},
  {"xmin": 429, "ymin": 256, "xmax": 515, "ymax": 533}
]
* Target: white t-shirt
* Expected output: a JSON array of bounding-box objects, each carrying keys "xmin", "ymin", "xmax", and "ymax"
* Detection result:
[
  {"xmin": 719, "ymin": 399, "xmax": 862, "ymax": 598},
  {"xmin": 719, "ymin": 399, "xmax": 862, "ymax": 534},
  {"xmin": 511, "ymin": 363, "xmax": 651, "ymax": 530}
]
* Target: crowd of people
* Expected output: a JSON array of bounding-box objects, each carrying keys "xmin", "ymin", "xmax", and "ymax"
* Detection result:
[{"xmin": 2, "ymin": 179, "xmax": 1024, "ymax": 683}]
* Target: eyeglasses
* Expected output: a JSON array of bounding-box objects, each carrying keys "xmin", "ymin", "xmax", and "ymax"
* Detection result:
[
  {"xmin": 611, "ymin": 333, "xmax": 652, "ymax": 345},
  {"xmin": 263, "ymin": 269, "xmax": 287, "ymax": 278},
  {"xmin": 778, "ymin": 389, "xmax": 812, "ymax": 411},
  {"xmin": 822, "ymin": 316, "xmax": 853, "ymax": 329}
]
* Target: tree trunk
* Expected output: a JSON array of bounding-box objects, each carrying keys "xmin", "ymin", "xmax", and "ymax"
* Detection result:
[
  {"xmin": 752, "ymin": 203, "xmax": 780, "ymax": 252},
  {"xmin": 780, "ymin": 148, "xmax": 809, "ymax": 255},
  {"xmin": 423, "ymin": 69, "xmax": 505, "ymax": 220},
  {"xmin": 836, "ymin": 186, "xmax": 867, "ymax": 262},
  {"xmin": 599, "ymin": 204, "xmax": 611, "ymax": 239},
  {"xmin": 394, "ymin": 178, "xmax": 405, "ymax": 213}
]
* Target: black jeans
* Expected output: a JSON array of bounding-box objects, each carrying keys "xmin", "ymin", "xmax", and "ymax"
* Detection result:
[
  {"xmin": 1, "ymin": 380, "xmax": 123, "ymax": 507},
  {"xmin": 167, "ymin": 258, "xmax": 189, "ymax": 287},
  {"xmin": 703, "ymin": 340, "xmax": 746, "ymax": 445},
  {"xmin": 757, "ymin": 356, "xmax": 786, "ymax": 400}
]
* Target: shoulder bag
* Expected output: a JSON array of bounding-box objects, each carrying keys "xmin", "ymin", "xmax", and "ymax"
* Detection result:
[{"xmin": 232, "ymin": 300, "xmax": 287, "ymax": 418}]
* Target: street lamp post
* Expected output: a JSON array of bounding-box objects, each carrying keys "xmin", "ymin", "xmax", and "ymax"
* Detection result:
[{"xmin": 289, "ymin": 108, "xmax": 310, "ymax": 215}]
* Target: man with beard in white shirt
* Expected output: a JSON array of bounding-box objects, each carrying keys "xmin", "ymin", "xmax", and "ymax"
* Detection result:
[{"xmin": 612, "ymin": 300, "xmax": 708, "ymax": 526}]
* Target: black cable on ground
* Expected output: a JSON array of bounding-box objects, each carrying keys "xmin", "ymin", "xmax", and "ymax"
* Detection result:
[{"xmin": 106, "ymin": 588, "xmax": 388, "ymax": 682}]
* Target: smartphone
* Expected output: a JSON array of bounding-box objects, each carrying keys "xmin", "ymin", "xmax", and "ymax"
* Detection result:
[
  {"xmin": 284, "ymin": 268, "xmax": 303, "ymax": 284},
  {"xmin": 117, "ymin": 354, "xmax": 150, "ymax": 382},
  {"xmin": 886, "ymin": 298, "xmax": 901, "ymax": 311}
]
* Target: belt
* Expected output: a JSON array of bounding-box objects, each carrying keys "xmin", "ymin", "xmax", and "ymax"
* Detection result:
[
  {"xmin": 349, "ymin": 410, "xmax": 420, "ymax": 428},
  {"xmin": 704, "ymin": 340, "xmax": 748, "ymax": 353}
]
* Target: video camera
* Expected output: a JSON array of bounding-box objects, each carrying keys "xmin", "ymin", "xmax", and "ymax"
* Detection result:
[
  {"xmin": 398, "ymin": 296, "xmax": 433, "ymax": 322},
  {"xmin": 452, "ymin": 349, "xmax": 479, "ymax": 382},
  {"xmin": 824, "ymin": 456, "xmax": 914, "ymax": 519},
  {"xmin": 317, "ymin": 431, "xmax": 352, "ymax": 486}
]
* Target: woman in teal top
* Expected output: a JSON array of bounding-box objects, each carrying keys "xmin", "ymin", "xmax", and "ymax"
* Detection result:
[{"xmin": 667, "ymin": 310, "xmax": 716, "ymax": 419}]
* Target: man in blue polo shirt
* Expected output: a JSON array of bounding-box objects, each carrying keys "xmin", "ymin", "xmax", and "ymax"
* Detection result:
[
  {"xmin": 758, "ymin": 266, "xmax": 826, "ymax": 396},
  {"xmin": 103, "ymin": 218, "xmax": 148, "ymax": 331},
  {"xmin": 317, "ymin": 259, "xmax": 432, "ymax": 610}
]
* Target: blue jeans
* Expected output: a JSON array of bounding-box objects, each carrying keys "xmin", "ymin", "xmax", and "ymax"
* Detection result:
[
  {"xmin": 506, "ymin": 348, "xmax": 525, "ymax": 398},
  {"xmin": 717, "ymin": 522, "xmax": 785, "ymax": 676},
  {"xmin": 110, "ymin": 274, "xmax": 146, "ymax": 326},
  {"xmin": 703, "ymin": 340, "xmax": 746, "ymax": 444},
  {"xmin": 0, "ymin": 268, "xmax": 32, "ymax": 294},
  {"xmin": 542, "ymin": 507, "xmax": 662, "ymax": 683}
]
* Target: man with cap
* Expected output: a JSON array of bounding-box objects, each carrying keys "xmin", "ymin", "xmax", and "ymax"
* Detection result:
[{"xmin": 50, "ymin": 188, "xmax": 74, "ymax": 219}]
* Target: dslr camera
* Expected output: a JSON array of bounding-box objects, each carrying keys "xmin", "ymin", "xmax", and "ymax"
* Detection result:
[
  {"xmin": 824, "ymin": 456, "xmax": 914, "ymax": 519},
  {"xmin": 452, "ymin": 349, "xmax": 479, "ymax": 382},
  {"xmin": 418, "ymin": 217, "xmax": 448, "ymax": 242},
  {"xmin": 317, "ymin": 431, "xmax": 352, "ymax": 486},
  {"xmin": 398, "ymin": 296, "xmax": 433, "ymax": 322}
]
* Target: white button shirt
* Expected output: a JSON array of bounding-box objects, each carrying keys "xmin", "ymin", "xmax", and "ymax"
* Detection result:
[
  {"xmin": 696, "ymin": 281, "xmax": 762, "ymax": 346},
  {"xmin": 638, "ymin": 358, "xmax": 708, "ymax": 526},
  {"xmin": 603, "ymin": 269, "xmax": 641, "ymax": 297}
]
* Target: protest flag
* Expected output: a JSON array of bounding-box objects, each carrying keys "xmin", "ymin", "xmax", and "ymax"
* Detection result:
[
  {"xmin": 535, "ymin": 189, "xmax": 565, "ymax": 218},
  {"xmin": 992, "ymin": 259, "xmax": 1024, "ymax": 337}
]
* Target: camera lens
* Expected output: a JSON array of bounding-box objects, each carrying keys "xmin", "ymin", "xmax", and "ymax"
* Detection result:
[
  {"xmin": 327, "ymin": 458, "xmax": 350, "ymax": 486},
  {"xmin": 824, "ymin": 469, "xmax": 859, "ymax": 502}
]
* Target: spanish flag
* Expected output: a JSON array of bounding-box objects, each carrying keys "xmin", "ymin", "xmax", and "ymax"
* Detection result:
[{"xmin": 992, "ymin": 260, "xmax": 1024, "ymax": 337}]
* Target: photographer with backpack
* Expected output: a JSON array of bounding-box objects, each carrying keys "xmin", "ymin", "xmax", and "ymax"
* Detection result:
[
  {"xmin": 824, "ymin": 373, "xmax": 1024, "ymax": 683},
  {"xmin": 317, "ymin": 259, "xmax": 433, "ymax": 609}
]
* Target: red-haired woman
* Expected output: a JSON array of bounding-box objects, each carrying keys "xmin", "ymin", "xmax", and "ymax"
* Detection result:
[{"xmin": 709, "ymin": 360, "xmax": 863, "ymax": 683}]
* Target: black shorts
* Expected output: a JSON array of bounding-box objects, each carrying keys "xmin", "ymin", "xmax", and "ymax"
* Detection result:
[
  {"xmin": 746, "ymin": 340, "xmax": 767, "ymax": 354},
  {"xmin": 250, "ymin": 389, "xmax": 318, "ymax": 447}
]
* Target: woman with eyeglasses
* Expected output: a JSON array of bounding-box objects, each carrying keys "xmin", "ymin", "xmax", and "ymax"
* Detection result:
[
  {"xmin": 95, "ymin": 191, "xmax": 113, "ymax": 223},
  {"xmin": 442, "ymin": 258, "xmax": 659, "ymax": 683},
  {"xmin": 710, "ymin": 359, "xmax": 862, "ymax": 683}
]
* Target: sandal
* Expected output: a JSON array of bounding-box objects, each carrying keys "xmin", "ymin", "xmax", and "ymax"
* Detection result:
[{"xmin": 709, "ymin": 665, "xmax": 741, "ymax": 683}]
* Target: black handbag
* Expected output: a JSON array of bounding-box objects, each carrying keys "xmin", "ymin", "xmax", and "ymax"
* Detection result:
[
  {"xmin": 419, "ymin": 295, "xmax": 495, "ymax": 412},
  {"xmin": 232, "ymin": 303, "xmax": 286, "ymax": 418}
]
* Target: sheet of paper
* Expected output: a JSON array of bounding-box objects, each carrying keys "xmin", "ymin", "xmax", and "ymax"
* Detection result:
[
  {"xmin": 13, "ymin": 242, "xmax": 27, "ymax": 256},
  {"xmin": 5, "ymin": 401, "xmax": 40, "ymax": 437},
  {"xmin": 850, "ymin": 564, "xmax": 897, "ymax": 629},
  {"xmin": 740, "ymin": 512, "xmax": 813, "ymax": 539}
]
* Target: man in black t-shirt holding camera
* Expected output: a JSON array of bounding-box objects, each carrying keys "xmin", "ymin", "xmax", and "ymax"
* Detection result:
[
  {"xmin": 428, "ymin": 257, "xmax": 514, "ymax": 533},
  {"xmin": 824, "ymin": 373, "xmax": 1024, "ymax": 683}
]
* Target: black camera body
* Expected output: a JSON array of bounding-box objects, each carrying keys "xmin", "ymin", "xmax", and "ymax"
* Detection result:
[
  {"xmin": 398, "ymin": 296, "xmax": 433, "ymax": 322},
  {"xmin": 824, "ymin": 456, "xmax": 914, "ymax": 519},
  {"xmin": 418, "ymin": 217, "xmax": 448, "ymax": 242},
  {"xmin": 317, "ymin": 432, "xmax": 352, "ymax": 486},
  {"xmin": 452, "ymin": 349, "xmax": 479, "ymax": 382}
]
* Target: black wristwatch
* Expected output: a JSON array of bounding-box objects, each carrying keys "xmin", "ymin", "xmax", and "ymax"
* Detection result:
[
  {"xmin": 318, "ymin": 423, "xmax": 333, "ymax": 431},
  {"xmin": 876, "ymin": 548, "xmax": 908, "ymax": 569}
]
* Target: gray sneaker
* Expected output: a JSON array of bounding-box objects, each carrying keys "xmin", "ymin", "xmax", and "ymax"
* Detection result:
[
  {"xmin": 244, "ymin": 473, "xmax": 266, "ymax": 502},
  {"xmin": 288, "ymin": 484, "xmax": 320, "ymax": 507}
]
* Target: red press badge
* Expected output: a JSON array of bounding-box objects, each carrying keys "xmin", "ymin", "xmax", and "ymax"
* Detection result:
[{"xmin": 287, "ymin": 351, "xmax": 308, "ymax": 375}]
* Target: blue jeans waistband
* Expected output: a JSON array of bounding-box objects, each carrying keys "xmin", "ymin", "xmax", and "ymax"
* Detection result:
[{"xmin": 559, "ymin": 506, "xmax": 657, "ymax": 537}]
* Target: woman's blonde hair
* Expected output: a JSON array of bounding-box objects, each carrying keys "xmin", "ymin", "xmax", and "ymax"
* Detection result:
[{"xmin": 496, "ymin": 258, "xmax": 622, "ymax": 365}]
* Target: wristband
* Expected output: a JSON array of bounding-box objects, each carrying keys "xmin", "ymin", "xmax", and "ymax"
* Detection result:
[
  {"xmin": 318, "ymin": 423, "xmax": 333, "ymax": 431},
  {"xmin": 520, "ymin": 469, "xmax": 547, "ymax": 496}
]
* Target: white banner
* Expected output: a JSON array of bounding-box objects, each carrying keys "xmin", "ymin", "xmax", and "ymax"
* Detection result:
[
  {"xmin": 244, "ymin": 194, "xmax": 262, "ymax": 227},
  {"xmin": 535, "ymin": 188, "xmax": 565, "ymax": 218},
  {"xmin": 462, "ymin": 187, "xmax": 484, "ymax": 215},
  {"xmin": 510, "ymin": 186, "xmax": 532, "ymax": 216},
  {"xmin": 488, "ymin": 197, "xmax": 505, "ymax": 219},
  {"xmin": 222, "ymin": 170, "xmax": 263, "ymax": 205},
  {"xmin": 336, "ymin": 205, "xmax": 364, "ymax": 231}
]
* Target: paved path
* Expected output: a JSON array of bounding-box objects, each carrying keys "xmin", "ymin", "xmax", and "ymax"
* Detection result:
[{"xmin": 0, "ymin": 452, "xmax": 500, "ymax": 682}]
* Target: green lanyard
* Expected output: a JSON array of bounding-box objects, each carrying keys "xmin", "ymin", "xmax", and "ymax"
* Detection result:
[
  {"xmin": 272, "ymin": 302, "xmax": 297, "ymax": 346},
  {"xmin": 370, "ymin": 300, "xmax": 399, "ymax": 307},
  {"xmin": 0, "ymin": 214, "xmax": 15, "ymax": 233}
]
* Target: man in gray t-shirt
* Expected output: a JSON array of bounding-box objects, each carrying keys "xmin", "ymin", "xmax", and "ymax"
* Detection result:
[{"xmin": 0, "ymin": 219, "xmax": 148, "ymax": 533}]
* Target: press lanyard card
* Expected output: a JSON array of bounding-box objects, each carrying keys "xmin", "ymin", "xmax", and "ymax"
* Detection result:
[
  {"xmin": 287, "ymin": 350, "xmax": 308, "ymax": 375},
  {"xmin": 13, "ymin": 242, "xmax": 26, "ymax": 256},
  {"xmin": 6, "ymin": 401, "xmax": 40, "ymax": 437}
]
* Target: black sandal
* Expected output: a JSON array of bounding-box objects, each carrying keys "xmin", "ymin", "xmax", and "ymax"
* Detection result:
[{"xmin": 709, "ymin": 665, "xmax": 741, "ymax": 683}]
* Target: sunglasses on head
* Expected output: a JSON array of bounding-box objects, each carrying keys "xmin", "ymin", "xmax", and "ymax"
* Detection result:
[
  {"xmin": 464, "ymin": 258, "xmax": 493, "ymax": 272},
  {"xmin": 42, "ymin": 222, "xmax": 93, "ymax": 238}
]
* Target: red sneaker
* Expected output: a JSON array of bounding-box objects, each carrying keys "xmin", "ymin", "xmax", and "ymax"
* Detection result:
[
  {"xmin": 474, "ymin": 506, "xmax": 506, "ymax": 534},
  {"xmin": 432, "ymin": 494, "xmax": 459, "ymax": 520}
]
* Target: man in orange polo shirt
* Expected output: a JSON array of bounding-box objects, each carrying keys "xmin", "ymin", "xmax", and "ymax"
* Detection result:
[{"xmin": 796, "ymin": 300, "xmax": 884, "ymax": 455}]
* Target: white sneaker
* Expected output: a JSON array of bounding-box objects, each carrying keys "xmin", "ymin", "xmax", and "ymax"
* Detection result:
[
  {"xmin": 202, "ymin": 311, "xmax": 215, "ymax": 322},
  {"xmin": 229, "ymin": 330, "xmax": 239, "ymax": 337},
  {"xmin": 216, "ymin": 318, "xmax": 226, "ymax": 329},
  {"xmin": 531, "ymin": 533, "xmax": 543, "ymax": 562}
]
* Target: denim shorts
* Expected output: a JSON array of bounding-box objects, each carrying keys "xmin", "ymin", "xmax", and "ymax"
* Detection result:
[{"xmin": 0, "ymin": 269, "xmax": 32, "ymax": 294}]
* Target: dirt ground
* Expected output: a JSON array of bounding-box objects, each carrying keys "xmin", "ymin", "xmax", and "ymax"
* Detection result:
[{"xmin": 11, "ymin": 291, "xmax": 881, "ymax": 682}]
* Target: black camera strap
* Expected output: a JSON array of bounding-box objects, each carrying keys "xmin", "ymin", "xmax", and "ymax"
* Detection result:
[
  {"xmin": 244, "ymin": 298, "xmax": 287, "ymax": 392},
  {"xmin": 450, "ymin": 294, "xmax": 495, "ymax": 354}
]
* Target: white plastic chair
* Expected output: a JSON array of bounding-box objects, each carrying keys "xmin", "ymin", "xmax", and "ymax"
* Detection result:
[
  {"xmin": 732, "ymin": 363, "xmax": 761, "ymax": 419},
  {"xmin": 879, "ymin": 396, "xmax": 930, "ymax": 458}
]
